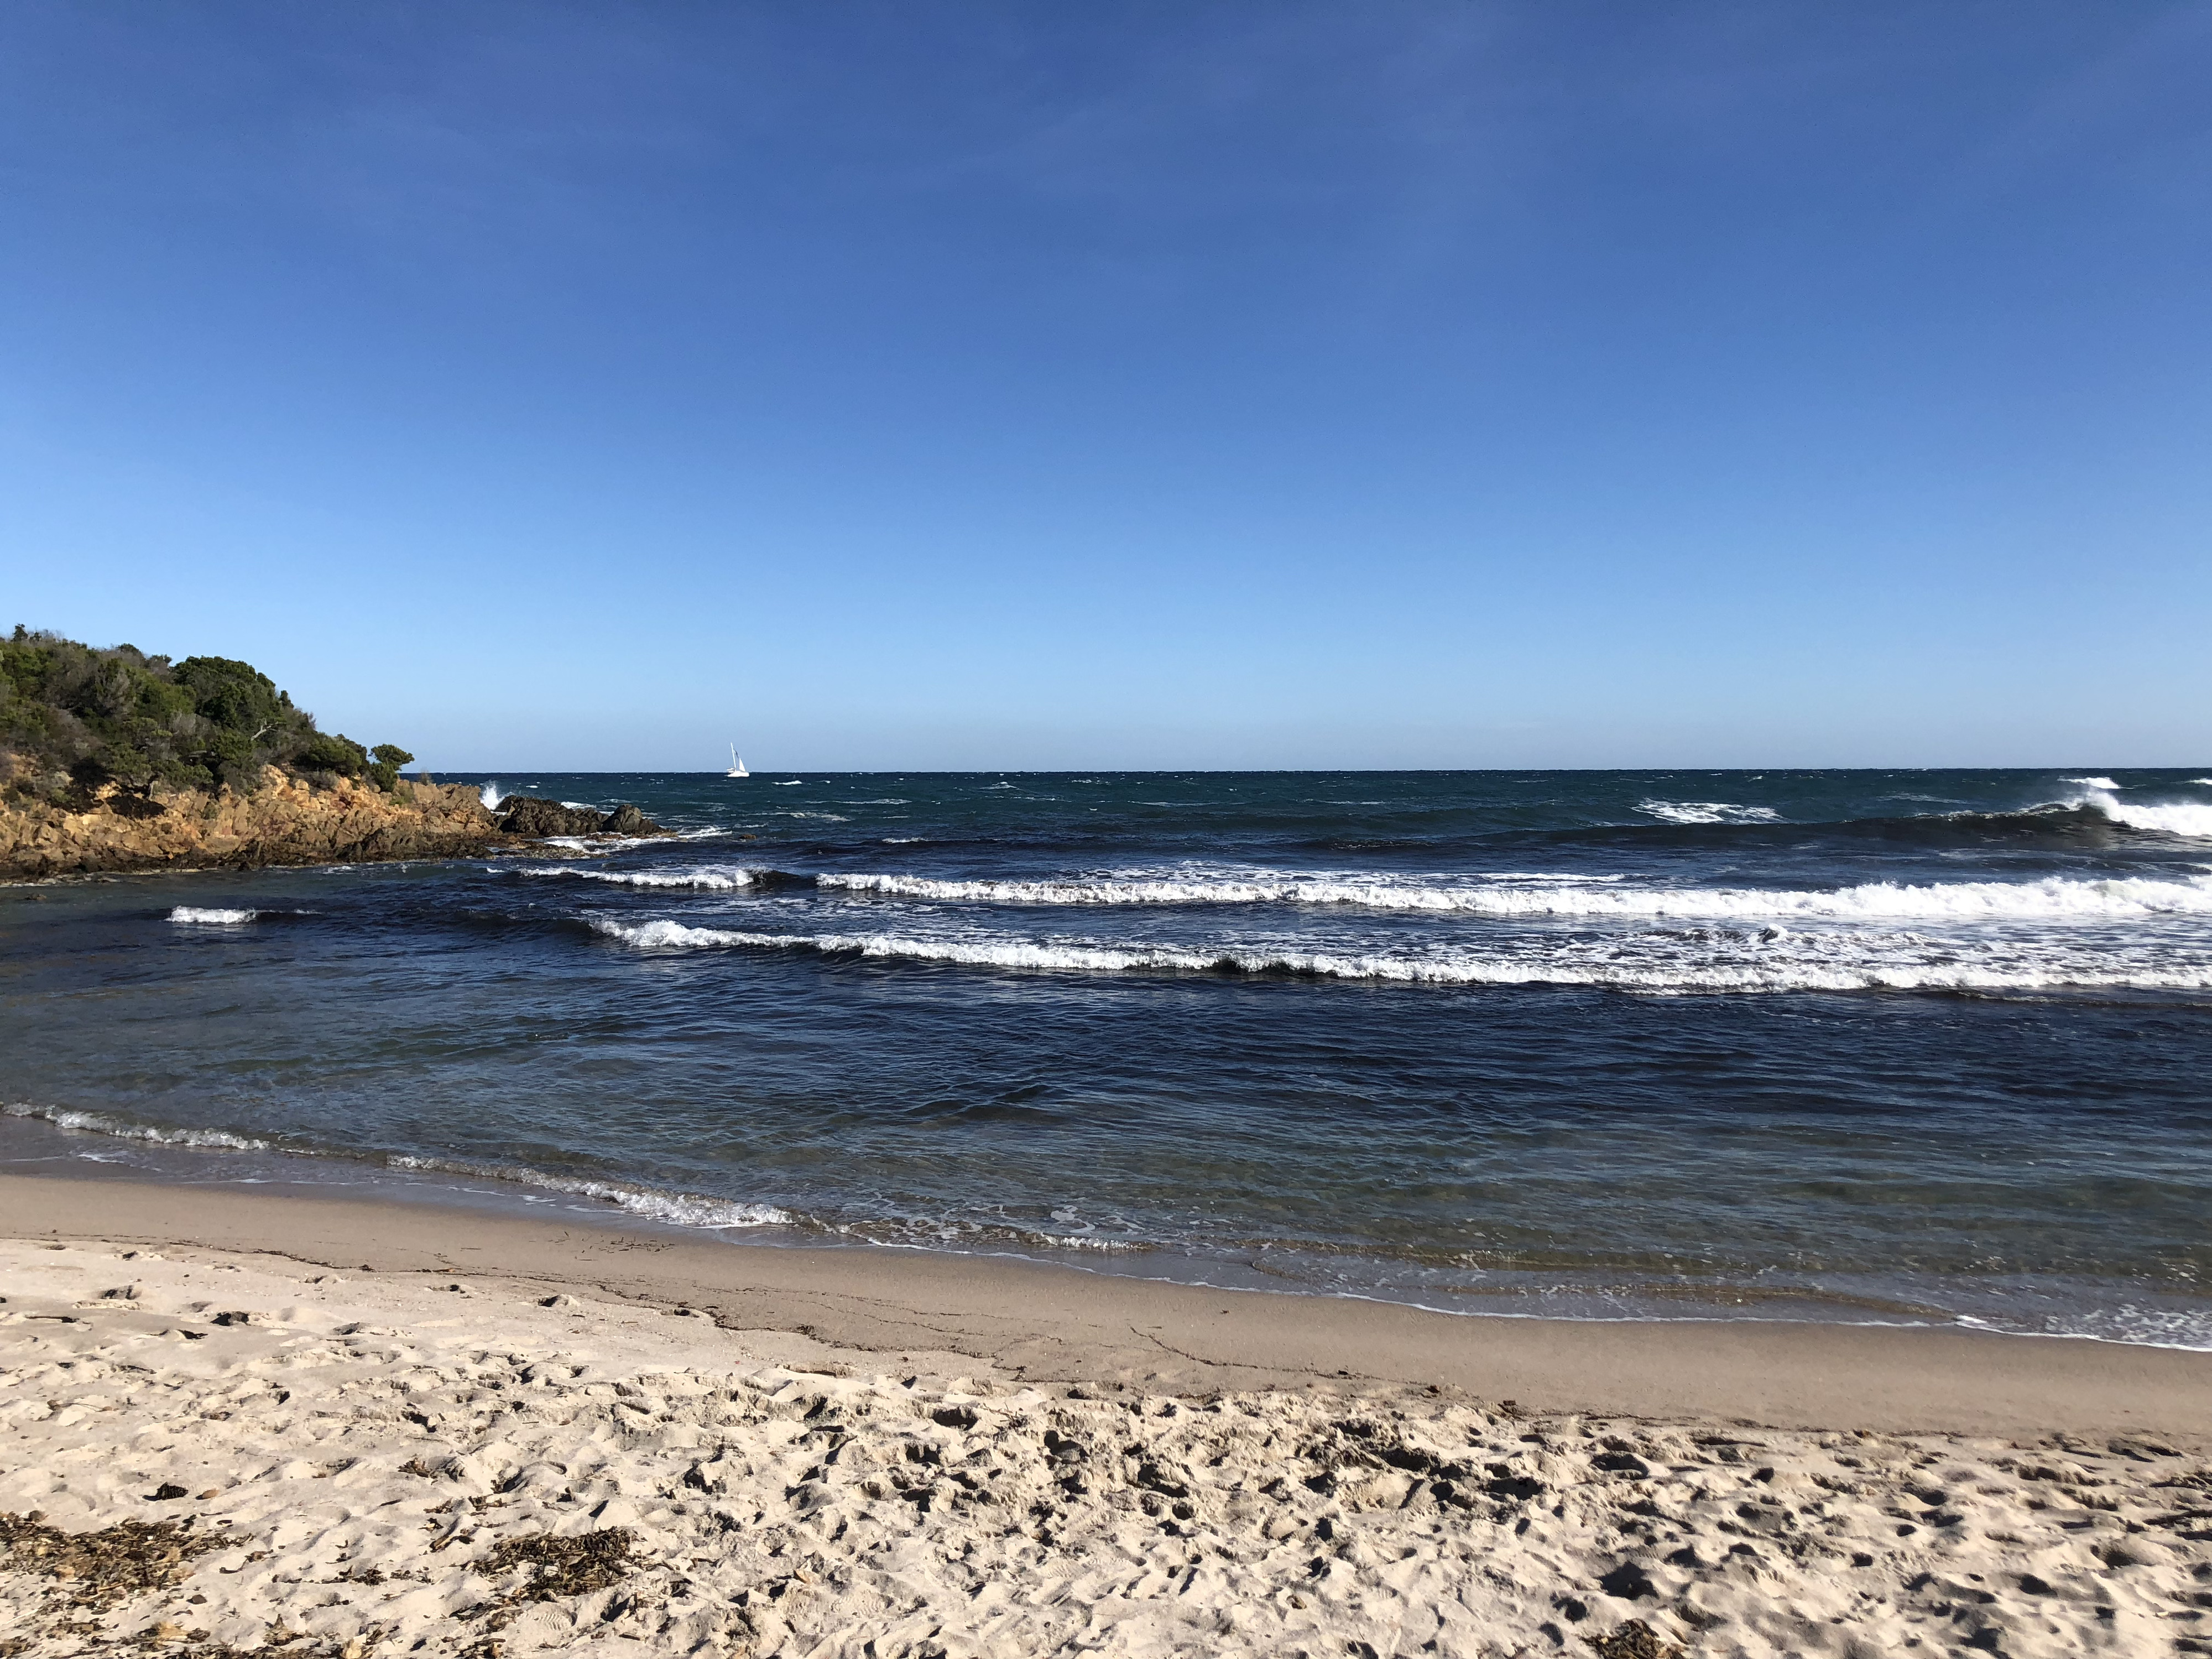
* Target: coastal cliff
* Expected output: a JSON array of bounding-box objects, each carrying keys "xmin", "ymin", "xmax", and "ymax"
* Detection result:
[{"xmin": 0, "ymin": 768, "xmax": 504, "ymax": 879}]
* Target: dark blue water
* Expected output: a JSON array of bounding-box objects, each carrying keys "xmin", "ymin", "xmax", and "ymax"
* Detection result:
[{"xmin": 5, "ymin": 769, "xmax": 2209, "ymax": 1345}]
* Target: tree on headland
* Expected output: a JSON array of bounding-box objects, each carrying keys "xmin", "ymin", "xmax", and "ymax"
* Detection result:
[
  {"xmin": 0, "ymin": 626, "xmax": 418, "ymax": 807},
  {"xmin": 368, "ymin": 744, "xmax": 415, "ymax": 792}
]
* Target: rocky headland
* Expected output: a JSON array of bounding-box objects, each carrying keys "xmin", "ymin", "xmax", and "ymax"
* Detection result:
[
  {"xmin": 0, "ymin": 769, "xmax": 495, "ymax": 879},
  {"xmin": 0, "ymin": 778, "xmax": 671, "ymax": 880},
  {"xmin": 1, "ymin": 627, "xmax": 669, "ymax": 879}
]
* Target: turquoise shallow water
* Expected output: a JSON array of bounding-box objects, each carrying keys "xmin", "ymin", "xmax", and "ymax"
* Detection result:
[{"xmin": 4, "ymin": 768, "xmax": 2209, "ymax": 1344}]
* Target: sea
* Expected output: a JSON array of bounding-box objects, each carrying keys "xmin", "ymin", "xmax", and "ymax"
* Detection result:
[{"xmin": 4, "ymin": 769, "xmax": 2209, "ymax": 1349}]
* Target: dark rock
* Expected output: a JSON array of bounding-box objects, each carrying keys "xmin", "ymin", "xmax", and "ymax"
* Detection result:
[
  {"xmin": 603, "ymin": 803, "xmax": 663, "ymax": 835},
  {"xmin": 495, "ymin": 797, "xmax": 665, "ymax": 838},
  {"xmin": 497, "ymin": 797, "xmax": 606, "ymax": 838}
]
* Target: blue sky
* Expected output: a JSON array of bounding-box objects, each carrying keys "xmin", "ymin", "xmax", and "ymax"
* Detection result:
[{"xmin": 2, "ymin": 2, "xmax": 2206, "ymax": 769}]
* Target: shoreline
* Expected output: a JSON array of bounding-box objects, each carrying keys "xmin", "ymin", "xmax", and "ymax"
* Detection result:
[
  {"xmin": 4, "ymin": 1170, "xmax": 2207, "ymax": 1442},
  {"xmin": 8, "ymin": 1104, "xmax": 2209, "ymax": 1355},
  {"xmin": 8, "ymin": 1171, "xmax": 2211, "ymax": 1656}
]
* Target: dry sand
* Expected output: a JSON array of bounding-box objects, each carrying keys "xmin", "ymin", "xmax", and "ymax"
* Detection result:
[{"xmin": 2, "ymin": 1175, "xmax": 2209, "ymax": 1658}]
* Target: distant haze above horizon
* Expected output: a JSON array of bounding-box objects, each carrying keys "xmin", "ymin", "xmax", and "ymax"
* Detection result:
[{"xmin": 3, "ymin": 2, "xmax": 2206, "ymax": 771}]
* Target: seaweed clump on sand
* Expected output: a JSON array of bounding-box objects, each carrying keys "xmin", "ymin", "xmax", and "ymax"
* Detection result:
[
  {"xmin": 482, "ymin": 1528, "xmax": 637, "ymax": 1601},
  {"xmin": 0, "ymin": 1510, "xmax": 225, "ymax": 1610},
  {"xmin": 1587, "ymin": 1621, "xmax": 1687, "ymax": 1659}
]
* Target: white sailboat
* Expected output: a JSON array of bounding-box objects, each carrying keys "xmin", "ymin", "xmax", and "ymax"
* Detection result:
[{"xmin": 726, "ymin": 744, "xmax": 749, "ymax": 779}]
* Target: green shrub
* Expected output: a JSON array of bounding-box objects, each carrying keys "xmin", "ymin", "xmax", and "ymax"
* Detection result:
[
  {"xmin": 174, "ymin": 656, "xmax": 288, "ymax": 735},
  {"xmin": 295, "ymin": 732, "xmax": 368, "ymax": 777},
  {"xmin": 367, "ymin": 743, "xmax": 415, "ymax": 793},
  {"xmin": 201, "ymin": 728, "xmax": 263, "ymax": 790},
  {"xmin": 2, "ymin": 628, "xmax": 412, "ymax": 805}
]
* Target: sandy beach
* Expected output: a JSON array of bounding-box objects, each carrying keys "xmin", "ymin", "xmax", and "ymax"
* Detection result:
[{"xmin": 2, "ymin": 1174, "xmax": 2208, "ymax": 1658}]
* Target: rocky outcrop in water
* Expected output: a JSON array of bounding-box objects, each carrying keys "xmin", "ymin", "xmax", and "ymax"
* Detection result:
[
  {"xmin": 497, "ymin": 797, "xmax": 666, "ymax": 838},
  {"xmin": 0, "ymin": 769, "xmax": 503, "ymax": 879},
  {"xmin": 603, "ymin": 803, "xmax": 659, "ymax": 836}
]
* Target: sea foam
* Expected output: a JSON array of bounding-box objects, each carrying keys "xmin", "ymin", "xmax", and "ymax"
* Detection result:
[
  {"xmin": 586, "ymin": 915, "xmax": 2212, "ymax": 994},
  {"xmin": 1636, "ymin": 800, "xmax": 1783, "ymax": 825},
  {"xmin": 2071, "ymin": 788, "xmax": 2212, "ymax": 839},
  {"xmin": 385, "ymin": 1154, "xmax": 791, "ymax": 1228},
  {"xmin": 2, "ymin": 1100, "xmax": 272, "ymax": 1151},
  {"xmin": 816, "ymin": 869, "xmax": 2212, "ymax": 923},
  {"xmin": 514, "ymin": 864, "xmax": 759, "ymax": 889},
  {"xmin": 169, "ymin": 906, "xmax": 258, "ymax": 924}
]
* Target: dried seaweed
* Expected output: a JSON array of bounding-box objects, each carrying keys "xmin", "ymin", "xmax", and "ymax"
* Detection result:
[
  {"xmin": 481, "ymin": 1528, "xmax": 635, "ymax": 1601},
  {"xmin": 0, "ymin": 1511, "xmax": 225, "ymax": 1610},
  {"xmin": 1587, "ymin": 1620, "xmax": 1687, "ymax": 1659}
]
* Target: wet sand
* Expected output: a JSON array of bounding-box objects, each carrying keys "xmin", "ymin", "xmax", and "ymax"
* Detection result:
[{"xmin": 2, "ymin": 1171, "xmax": 2209, "ymax": 1657}]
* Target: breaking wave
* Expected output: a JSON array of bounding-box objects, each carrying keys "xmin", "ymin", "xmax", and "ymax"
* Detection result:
[
  {"xmin": 586, "ymin": 916, "xmax": 2212, "ymax": 994},
  {"xmin": 513, "ymin": 864, "xmax": 760, "ymax": 890},
  {"xmin": 479, "ymin": 781, "xmax": 507, "ymax": 810},
  {"xmin": 0, "ymin": 1101, "xmax": 791, "ymax": 1229},
  {"xmin": 384, "ymin": 1155, "xmax": 792, "ymax": 1229},
  {"xmin": 1637, "ymin": 800, "xmax": 1783, "ymax": 825},
  {"xmin": 2, "ymin": 1100, "xmax": 272, "ymax": 1151},
  {"xmin": 817, "ymin": 869, "xmax": 2212, "ymax": 923},
  {"xmin": 2070, "ymin": 787, "xmax": 2212, "ymax": 839},
  {"xmin": 169, "ymin": 906, "xmax": 258, "ymax": 925}
]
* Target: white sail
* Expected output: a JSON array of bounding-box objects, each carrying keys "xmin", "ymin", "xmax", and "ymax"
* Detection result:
[{"xmin": 726, "ymin": 744, "xmax": 749, "ymax": 779}]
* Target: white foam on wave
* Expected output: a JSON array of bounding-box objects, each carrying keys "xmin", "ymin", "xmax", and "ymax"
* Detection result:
[
  {"xmin": 781, "ymin": 811, "xmax": 849, "ymax": 822},
  {"xmin": 587, "ymin": 916, "xmax": 2212, "ymax": 994},
  {"xmin": 169, "ymin": 906, "xmax": 257, "ymax": 925},
  {"xmin": 479, "ymin": 781, "xmax": 506, "ymax": 810},
  {"xmin": 385, "ymin": 1154, "xmax": 791, "ymax": 1228},
  {"xmin": 513, "ymin": 864, "xmax": 758, "ymax": 890},
  {"xmin": 1478, "ymin": 872, "xmax": 1626, "ymax": 884},
  {"xmin": 1637, "ymin": 800, "xmax": 1783, "ymax": 825},
  {"xmin": 1960, "ymin": 1303, "xmax": 2212, "ymax": 1353},
  {"xmin": 2062, "ymin": 776, "xmax": 2122, "ymax": 791},
  {"xmin": 2, "ymin": 1100, "xmax": 272, "ymax": 1151},
  {"xmin": 2071, "ymin": 787, "xmax": 2212, "ymax": 839},
  {"xmin": 817, "ymin": 869, "xmax": 2212, "ymax": 924},
  {"xmin": 0, "ymin": 1100, "xmax": 791, "ymax": 1228}
]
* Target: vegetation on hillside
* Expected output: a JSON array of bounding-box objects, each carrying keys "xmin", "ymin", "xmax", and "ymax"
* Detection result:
[{"xmin": 0, "ymin": 627, "xmax": 415, "ymax": 808}]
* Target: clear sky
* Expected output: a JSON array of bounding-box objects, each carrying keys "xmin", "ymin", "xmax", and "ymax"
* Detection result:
[{"xmin": 2, "ymin": 2, "xmax": 2206, "ymax": 770}]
